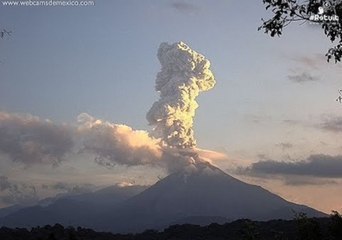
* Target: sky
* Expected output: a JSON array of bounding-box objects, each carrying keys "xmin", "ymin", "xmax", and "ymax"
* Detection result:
[{"xmin": 0, "ymin": 0, "xmax": 342, "ymax": 213}]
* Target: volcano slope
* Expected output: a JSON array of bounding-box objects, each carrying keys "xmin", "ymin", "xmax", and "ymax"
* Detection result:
[{"xmin": 95, "ymin": 162, "xmax": 325, "ymax": 233}]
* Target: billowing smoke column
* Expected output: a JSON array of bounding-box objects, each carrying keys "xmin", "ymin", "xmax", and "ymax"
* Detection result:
[
  {"xmin": 0, "ymin": 42, "xmax": 220, "ymax": 174},
  {"xmin": 146, "ymin": 42, "xmax": 216, "ymax": 149}
]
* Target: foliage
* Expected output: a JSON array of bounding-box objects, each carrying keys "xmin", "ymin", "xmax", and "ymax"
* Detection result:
[
  {"xmin": 259, "ymin": 0, "xmax": 342, "ymax": 62},
  {"xmin": 0, "ymin": 213, "xmax": 341, "ymax": 240},
  {"xmin": 329, "ymin": 210, "xmax": 342, "ymax": 239},
  {"xmin": 240, "ymin": 220, "xmax": 261, "ymax": 240},
  {"xmin": 294, "ymin": 212, "xmax": 322, "ymax": 240}
]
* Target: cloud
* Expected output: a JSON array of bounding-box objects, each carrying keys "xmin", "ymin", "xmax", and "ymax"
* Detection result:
[
  {"xmin": 0, "ymin": 111, "xmax": 215, "ymax": 173},
  {"xmin": 170, "ymin": 1, "xmax": 199, "ymax": 13},
  {"xmin": 287, "ymin": 72, "xmax": 319, "ymax": 83},
  {"xmin": 0, "ymin": 176, "xmax": 11, "ymax": 191},
  {"xmin": 276, "ymin": 142, "xmax": 293, "ymax": 150},
  {"xmin": 77, "ymin": 113, "xmax": 163, "ymax": 168},
  {"xmin": 244, "ymin": 114, "xmax": 272, "ymax": 124},
  {"xmin": 77, "ymin": 42, "xmax": 216, "ymax": 171},
  {"xmin": 1, "ymin": 42, "xmax": 218, "ymax": 173},
  {"xmin": 296, "ymin": 56, "xmax": 320, "ymax": 69},
  {"xmin": 282, "ymin": 119, "xmax": 300, "ymax": 125},
  {"xmin": 116, "ymin": 181, "xmax": 135, "ymax": 187},
  {"xmin": 320, "ymin": 116, "xmax": 342, "ymax": 132},
  {"xmin": 0, "ymin": 111, "xmax": 165, "ymax": 169},
  {"xmin": 283, "ymin": 176, "xmax": 337, "ymax": 186},
  {"xmin": 291, "ymin": 54, "xmax": 326, "ymax": 70},
  {"xmin": 195, "ymin": 148, "xmax": 228, "ymax": 162},
  {"xmin": 0, "ymin": 112, "xmax": 74, "ymax": 166},
  {"xmin": 77, "ymin": 113, "xmax": 215, "ymax": 173},
  {"xmin": 240, "ymin": 154, "xmax": 342, "ymax": 178},
  {"xmin": 41, "ymin": 182, "xmax": 95, "ymax": 194},
  {"xmin": 0, "ymin": 176, "xmax": 38, "ymax": 205},
  {"xmin": 286, "ymin": 55, "xmax": 326, "ymax": 84},
  {"xmin": 42, "ymin": 182, "xmax": 70, "ymax": 191}
]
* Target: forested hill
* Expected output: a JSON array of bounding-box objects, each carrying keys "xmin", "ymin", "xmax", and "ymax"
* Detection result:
[{"xmin": 1, "ymin": 213, "xmax": 341, "ymax": 240}]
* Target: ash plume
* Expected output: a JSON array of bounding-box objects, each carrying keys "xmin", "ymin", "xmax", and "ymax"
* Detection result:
[
  {"xmin": 146, "ymin": 42, "xmax": 216, "ymax": 149},
  {"xmin": 77, "ymin": 113, "xmax": 163, "ymax": 168},
  {"xmin": 76, "ymin": 113, "xmax": 219, "ymax": 173},
  {"xmin": 0, "ymin": 42, "xmax": 220, "ymax": 174}
]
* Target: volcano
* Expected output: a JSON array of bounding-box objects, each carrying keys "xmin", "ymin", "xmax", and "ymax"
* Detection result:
[
  {"xmin": 98, "ymin": 162, "xmax": 325, "ymax": 232},
  {"xmin": 0, "ymin": 162, "xmax": 325, "ymax": 233}
]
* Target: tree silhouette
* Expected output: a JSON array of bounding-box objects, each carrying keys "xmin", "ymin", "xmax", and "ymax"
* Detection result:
[
  {"xmin": 260, "ymin": 0, "xmax": 342, "ymax": 62},
  {"xmin": 329, "ymin": 210, "xmax": 342, "ymax": 240},
  {"xmin": 294, "ymin": 212, "xmax": 322, "ymax": 240},
  {"xmin": 240, "ymin": 220, "xmax": 261, "ymax": 240}
]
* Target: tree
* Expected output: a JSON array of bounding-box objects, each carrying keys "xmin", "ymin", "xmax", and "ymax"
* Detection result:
[
  {"xmin": 259, "ymin": 0, "xmax": 342, "ymax": 62},
  {"xmin": 294, "ymin": 212, "xmax": 322, "ymax": 240},
  {"xmin": 329, "ymin": 211, "xmax": 342, "ymax": 240},
  {"xmin": 240, "ymin": 220, "xmax": 260, "ymax": 240}
]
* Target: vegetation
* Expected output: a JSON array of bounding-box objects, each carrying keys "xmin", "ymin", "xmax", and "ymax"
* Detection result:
[
  {"xmin": 260, "ymin": 0, "xmax": 342, "ymax": 62},
  {"xmin": 0, "ymin": 212, "xmax": 341, "ymax": 240}
]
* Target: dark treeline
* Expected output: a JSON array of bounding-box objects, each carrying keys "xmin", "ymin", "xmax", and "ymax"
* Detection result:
[{"xmin": 0, "ymin": 211, "xmax": 341, "ymax": 240}]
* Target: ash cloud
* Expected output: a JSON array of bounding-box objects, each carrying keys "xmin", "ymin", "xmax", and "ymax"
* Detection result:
[
  {"xmin": 78, "ymin": 42, "xmax": 216, "ymax": 170},
  {"xmin": 77, "ymin": 113, "xmax": 163, "ymax": 168},
  {"xmin": 0, "ymin": 112, "xmax": 73, "ymax": 166},
  {"xmin": 0, "ymin": 110, "xmax": 214, "ymax": 173},
  {"xmin": 0, "ymin": 42, "xmax": 218, "ymax": 173},
  {"xmin": 77, "ymin": 113, "xmax": 211, "ymax": 173},
  {"xmin": 240, "ymin": 154, "xmax": 342, "ymax": 178},
  {"xmin": 146, "ymin": 42, "xmax": 216, "ymax": 149}
]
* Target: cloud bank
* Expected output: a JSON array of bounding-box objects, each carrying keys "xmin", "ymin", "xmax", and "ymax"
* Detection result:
[
  {"xmin": 0, "ymin": 176, "xmax": 38, "ymax": 205},
  {"xmin": 0, "ymin": 112, "xmax": 73, "ymax": 166},
  {"xmin": 41, "ymin": 182, "xmax": 95, "ymax": 195},
  {"xmin": 241, "ymin": 154, "xmax": 342, "ymax": 178}
]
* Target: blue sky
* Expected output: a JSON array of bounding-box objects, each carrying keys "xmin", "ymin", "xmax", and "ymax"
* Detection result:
[{"xmin": 1, "ymin": 0, "xmax": 342, "ymax": 212}]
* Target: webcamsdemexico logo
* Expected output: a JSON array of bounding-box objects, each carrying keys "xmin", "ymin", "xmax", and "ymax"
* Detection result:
[
  {"xmin": 309, "ymin": 1, "xmax": 340, "ymax": 22},
  {"xmin": 1, "ymin": 0, "xmax": 95, "ymax": 7}
]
